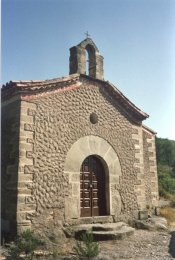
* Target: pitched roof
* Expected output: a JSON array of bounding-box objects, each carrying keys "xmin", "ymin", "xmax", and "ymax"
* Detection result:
[{"xmin": 2, "ymin": 73, "xmax": 149, "ymax": 121}]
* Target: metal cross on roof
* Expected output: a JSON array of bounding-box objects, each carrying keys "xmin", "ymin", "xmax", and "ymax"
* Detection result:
[{"xmin": 85, "ymin": 31, "xmax": 91, "ymax": 38}]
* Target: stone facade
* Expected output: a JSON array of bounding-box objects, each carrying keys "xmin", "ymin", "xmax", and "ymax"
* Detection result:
[{"xmin": 1, "ymin": 38, "xmax": 159, "ymax": 237}]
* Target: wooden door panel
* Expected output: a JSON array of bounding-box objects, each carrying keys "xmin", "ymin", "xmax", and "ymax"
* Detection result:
[
  {"xmin": 92, "ymin": 199, "xmax": 98, "ymax": 206},
  {"xmin": 80, "ymin": 156, "xmax": 106, "ymax": 217},
  {"xmin": 84, "ymin": 191, "xmax": 90, "ymax": 198},
  {"xmin": 92, "ymin": 191, "xmax": 98, "ymax": 198}
]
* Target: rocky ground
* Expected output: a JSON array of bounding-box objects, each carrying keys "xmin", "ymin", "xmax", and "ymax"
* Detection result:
[
  {"xmin": 1, "ymin": 226, "xmax": 175, "ymax": 260},
  {"xmin": 97, "ymin": 228, "xmax": 175, "ymax": 260},
  {"xmin": 61, "ymin": 227, "xmax": 175, "ymax": 260}
]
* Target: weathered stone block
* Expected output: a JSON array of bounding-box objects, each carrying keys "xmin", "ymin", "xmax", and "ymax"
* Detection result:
[
  {"xmin": 28, "ymin": 108, "xmax": 36, "ymax": 116},
  {"xmin": 155, "ymin": 207, "xmax": 160, "ymax": 216},
  {"xmin": 26, "ymin": 151, "xmax": 34, "ymax": 158},
  {"xmin": 138, "ymin": 210, "xmax": 148, "ymax": 220},
  {"xmin": 17, "ymin": 212, "xmax": 26, "ymax": 222},
  {"xmin": 21, "ymin": 115, "xmax": 34, "ymax": 124},
  {"xmin": 135, "ymin": 180, "xmax": 141, "ymax": 185},
  {"xmin": 24, "ymin": 165, "xmax": 34, "ymax": 174},
  {"xmin": 18, "ymin": 188, "xmax": 31, "ymax": 195},
  {"xmin": 25, "ymin": 196, "xmax": 36, "ymax": 204},
  {"xmin": 27, "ymin": 138, "xmax": 34, "ymax": 143},
  {"xmin": 26, "ymin": 211, "xmax": 36, "ymax": 220},
  {"xmin": 18, "ymin": 174, "xmax": 33, "ymax": 182},
  {"xmin": 18, "ymin": 203, "xmax": 36, "ymax": 211},
  {"xmin": 65, "ymin": 197, "xmax": 79, "ymax": 219},
  {"xmin": 132, "ymin": 128, "xmax": 139, "ymax": 134},
  {"xmin": 24, "ymin": 124, "xmax": 35, "ymax": 132},
  {"xmin": 17, "ymin": 221, "xmax": 31, "ymax": 234},
  {"xmin": 133, "ymin": 139, "xmax": 139, "ymax": 144},
  {"xmin": 20, "ymin": 143, "xmax": 33, "ymax": 150},
  {"xmin": 70, "ymin": 173, "xmax": 80, "ymax": 182},
  {"xmin": 18, "ymin": 195, "xmax": 26, "ymax": 204},
  {"xmin": 134, "ymin": 158, "xmax": 140, "ymax": 163},
  {"xmin": 149, "ymin": 160, "xmax": 155, "ymax": 166},
  {"xmin": 21, "ymin": 101, "xmax": 36, "ymax": 110},
  {"xmin": 110, "ymin": 175, "xmax": 119, "ymax": 184},
  {"xmin": 72, "ymin": 183, "xmax": 79, "ymax": 195}
]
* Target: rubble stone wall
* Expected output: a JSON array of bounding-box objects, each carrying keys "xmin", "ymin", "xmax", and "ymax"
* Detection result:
[
  {"xmin": 19, "ymin": 80, "xmax": 148, "ymax": 230},
  {"xmin": 2, "ymin": 79, "xmax": 159, "ymax": 236}
]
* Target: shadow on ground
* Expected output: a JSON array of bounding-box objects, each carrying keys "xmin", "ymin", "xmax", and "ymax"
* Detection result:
[{"xmin": 169, "ymin": 231, "xmax": 175, "ymax": 258}]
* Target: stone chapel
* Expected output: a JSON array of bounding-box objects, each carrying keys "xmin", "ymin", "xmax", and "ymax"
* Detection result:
[{"xmin": 1, "ymin": 38, "xmax": 159, "ymax": 237}]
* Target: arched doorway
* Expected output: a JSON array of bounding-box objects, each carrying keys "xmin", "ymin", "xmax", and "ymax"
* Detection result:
[
  {"xmin": 64, "ymin": 135, "xmax": 122, "ymax": 220},
  {"xmin": 80, "ymin": 155, "xmax": 107, "ymax": 217}
]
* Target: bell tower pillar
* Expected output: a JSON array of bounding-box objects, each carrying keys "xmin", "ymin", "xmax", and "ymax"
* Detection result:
[{"xmin": 69, "ymin": 37, "xmax": 104, "ymax": 80}]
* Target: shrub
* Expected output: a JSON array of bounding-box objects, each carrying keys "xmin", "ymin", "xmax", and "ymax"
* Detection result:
[
  {"xmin": 7, "ymin": 229, "xmax": 42, "ymax": 260},
  {"xmin": 160, "ymin": 206, "xmax": 175, "ymax": 226},
  {"xmin": 75, "ymin": 231, "xmax": 99, "ymax": 259}
]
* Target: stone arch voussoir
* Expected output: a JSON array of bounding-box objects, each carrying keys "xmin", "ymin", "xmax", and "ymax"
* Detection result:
[{"xmin": 64, "ymin": 135, "xmax": 122, "ymax": 219}]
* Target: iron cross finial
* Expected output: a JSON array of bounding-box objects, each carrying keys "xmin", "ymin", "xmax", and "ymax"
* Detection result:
[{"xmin": 85, "ymin": 31, "xmax": 91, "ymax": 38}]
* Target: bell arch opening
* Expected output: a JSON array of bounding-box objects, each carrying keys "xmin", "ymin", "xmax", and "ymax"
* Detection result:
[
  {"xmin": 69, "ymin": 38, "xmax": 104, "ymax": 80},
  {"xmin": 85, "ymin": 44, "xmax": 96, "ymax": 77}
]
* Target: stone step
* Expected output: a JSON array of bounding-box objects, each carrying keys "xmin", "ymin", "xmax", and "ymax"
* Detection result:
[
  {"xmin": 92, "ymin": 222, "xmax": 126, "ymax": 231},
  {"xmin": 92, "ymin": 226, "xmax": 135, "ymax": 241},
  {"xmin": 74, "ymin": 222, "xmax": 135, "ymax": 241}
]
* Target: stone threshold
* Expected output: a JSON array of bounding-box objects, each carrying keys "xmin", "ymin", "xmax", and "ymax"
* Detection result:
[{"xmin": 67, "ymin": 215, "xmax": 114, "ymax": 226}]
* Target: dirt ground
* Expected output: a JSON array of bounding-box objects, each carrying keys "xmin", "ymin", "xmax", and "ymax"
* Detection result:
[
  {"xmin": 59, "ymin": 224, "xmax": 175, "ymax": 260},
  {"xmin": 97, "ymin": 228, "xmax": 175, "ymax": 260},
  {"xmin": 1, "ymin": 226, "xmax": 175, "ymax": 260}
]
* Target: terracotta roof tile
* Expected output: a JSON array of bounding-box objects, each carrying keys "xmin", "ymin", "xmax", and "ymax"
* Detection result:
[{"xmin": 2, "ymin": 73, "xmax": 148, "ymax": 121}]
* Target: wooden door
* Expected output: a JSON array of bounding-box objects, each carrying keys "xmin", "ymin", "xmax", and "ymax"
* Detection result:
[{"xmin": 80, "ymin": 156, "xmax": 106, "ymax": 217}]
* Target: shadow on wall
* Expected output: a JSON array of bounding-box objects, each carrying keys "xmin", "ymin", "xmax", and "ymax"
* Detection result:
[
  {"xmin": 169, "ymin": 231, "xmax": 175, "ymax": 258},
  {"xmin": 1, "ymin": 100, "xmax": 21, "ymax": 242}
]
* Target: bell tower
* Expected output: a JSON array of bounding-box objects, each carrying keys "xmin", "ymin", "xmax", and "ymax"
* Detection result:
[{"xmin": 69, "ymin": 37, "xmax": 104, "ymax": 80}]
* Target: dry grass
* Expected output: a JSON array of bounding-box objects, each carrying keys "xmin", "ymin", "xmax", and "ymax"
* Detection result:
[{"xmin": 160, "ymin": 206, "xmax": 175, "ymax": 227}]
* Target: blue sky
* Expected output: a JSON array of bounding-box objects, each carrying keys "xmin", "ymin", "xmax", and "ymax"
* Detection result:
[{"xmin": 2, "ymin": 0, "xmax": 175, "ymax": 140}]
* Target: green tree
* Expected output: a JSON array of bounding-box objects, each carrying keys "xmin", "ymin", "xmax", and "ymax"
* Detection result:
[{"xmin": 156, "ymin": 137, "xmax": 175, "ymax": 199}]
